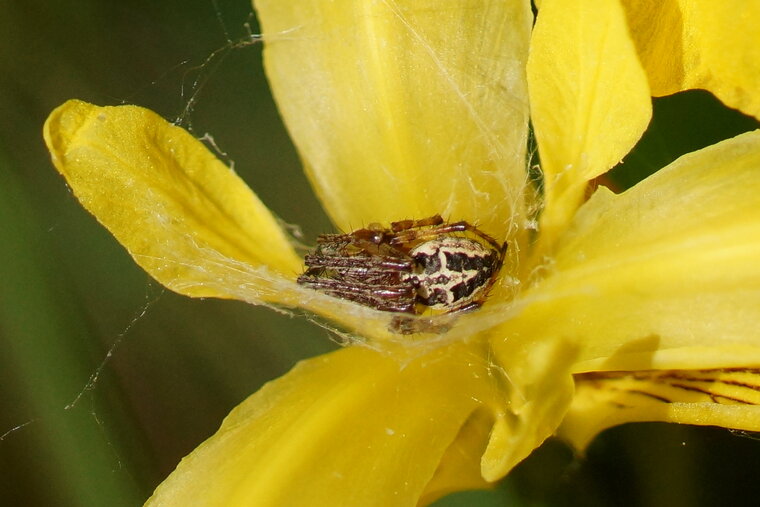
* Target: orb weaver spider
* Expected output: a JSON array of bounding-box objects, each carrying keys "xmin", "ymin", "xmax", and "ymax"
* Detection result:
[{"xmin": 297, "ymin": 215, "xmax": 507, "ymax": 333}]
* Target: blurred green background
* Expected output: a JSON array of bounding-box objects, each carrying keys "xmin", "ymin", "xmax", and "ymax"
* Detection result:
[{"xmin": 1, "ymin": 1, "xmax": 759, "ymax": 506}]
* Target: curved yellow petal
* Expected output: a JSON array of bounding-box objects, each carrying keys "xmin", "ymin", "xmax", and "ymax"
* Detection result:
[
  {"xmin": 419, "ymin": 409, "xmax": 494, "ymax": 505},
  {"xmin": 617, "ymin": 0, "xmax": 685, "ymax": 95},
  {"xmin": 44, "ymin": 100, "xmax": 302, "ymax": 302},
  {"xmin": 146, "ymin": 344, "xmax": 498, "ymax": 506},
  {"xmin": 528, "ymin": 0, "xmax": 651, "ymax": 241},
  {"xmin": 255, "ymin": 0, "xmax": 532, "ymax": 238},
  {"xmin": 480, "ymin": 337, "xmax": 577, "ymax": 481},
  {"xmin": 498, "ymin": 129, "xmax": 760, "ymax": 373},
  {"xmin": 621, "ymin": 0, "xmax": 760, "ymax": 119},
  {"xmin": 560, "ymin": 368, "xmax": 760, "ymax": 451}
]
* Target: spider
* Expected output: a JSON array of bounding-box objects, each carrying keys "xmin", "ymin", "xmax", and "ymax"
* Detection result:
[{"xmin": 297, "ymin": 215, "xmax": 507, "ymax": 333}]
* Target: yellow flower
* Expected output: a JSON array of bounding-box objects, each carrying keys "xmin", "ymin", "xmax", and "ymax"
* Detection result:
[{"xmin": 42, "ymin": 0, "xmax": 760, "ymax": 505}]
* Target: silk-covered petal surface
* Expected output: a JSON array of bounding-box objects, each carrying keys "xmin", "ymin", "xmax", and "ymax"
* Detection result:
[
  {"xmin": 43, "ymin": 100, "xmax": 300, "ymax": 301},
  {"xmin": 620, "ymin": 0, "xmax": 760, "ymax": 119},
  {"xmin": 256, "ymin": 0, "xmax": 532, "ymax": 240}
]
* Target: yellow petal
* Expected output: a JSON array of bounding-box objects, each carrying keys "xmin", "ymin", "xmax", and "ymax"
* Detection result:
[
  {"xmin": 528, "ymin": 0, "xmax": 652, "ymax": 241},
  {"xmin": 419, "ymin": 409, "xmax": 494, "ymax": 505},
  {"xmin": 617, "ymin": 0, "xmax": 688, "ymax": 95},
  {"xmin": 560, "ymin": 368, "xmax": 760, "ymax": 451},
  {"xmin": 146, "ymin": 344, "xmax": 498, "ymax": 506},
  {"xmin": 255, "ymin": 0, "xmax": 532, "ymax": 238},
  {"xmin": 621, "ymin": 1, "xmax": 760, "ymax": 119},
  {"xmin": 480, "ymin": 337, "xmax": 577, "ymax": 481},
  {"xmin": 503, "ymin": 129, "xmax": 760, "ymax": 372},
  {"xmin": 44, "ymin": 100, "xmax": 302, "ymax": 303}
]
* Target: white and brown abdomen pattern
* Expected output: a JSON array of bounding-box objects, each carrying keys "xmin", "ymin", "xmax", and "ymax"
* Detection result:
[{"xmin": 404, "ymin": 237, "xmax": 500, "ymax": 310}]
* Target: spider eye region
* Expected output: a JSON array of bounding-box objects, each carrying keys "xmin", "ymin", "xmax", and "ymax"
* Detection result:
[{"xmin": 297, "ymin": 216, "xmax": 506, "ymax": 319}]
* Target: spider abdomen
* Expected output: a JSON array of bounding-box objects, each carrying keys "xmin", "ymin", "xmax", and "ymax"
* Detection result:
[{"xmin": 405, "ymin": 237, "xmax": 499, "ymax": 310}]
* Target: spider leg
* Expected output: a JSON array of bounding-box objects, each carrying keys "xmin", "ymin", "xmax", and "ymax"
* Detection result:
[
  {"xmin": 446, "ymin": 222, "xmax": 504, "ymax": 254},
  {"xmin": 390, "ymin": 219, "xmax": 506, "ymax": 256},
  {"xmin": 447, "ymin": 300, "xmax": 483, "ymax": 314},
  {"xmin": 296, "ymin": 276, "xmax": 416, "ymax": 313},
  {"xmin": 390, "ymin": 214, "xmax": 443, "ymax": 233},
  {"xmin": 306, "ymin": 234, "xmax": 412, "ymax": 275},
  {"xmin": 315, "ymin": 233, "xmax": 406, "ymax": 258},
  {"xmin": 388, "ymin": 299, "xmax": 483, "ymax": 334},
  {"xmin": 390, "ymin": 315, "xmax": 454, "ymax": 335},
  {"xmin": 303, "ymin": 253, "xmax": 412, "ymax": 272}
]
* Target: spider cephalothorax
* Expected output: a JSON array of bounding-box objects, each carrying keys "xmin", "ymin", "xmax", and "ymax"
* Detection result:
[{"xmin": 297, "ymin": 215, "xmax": 507, "ymax": 330}]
